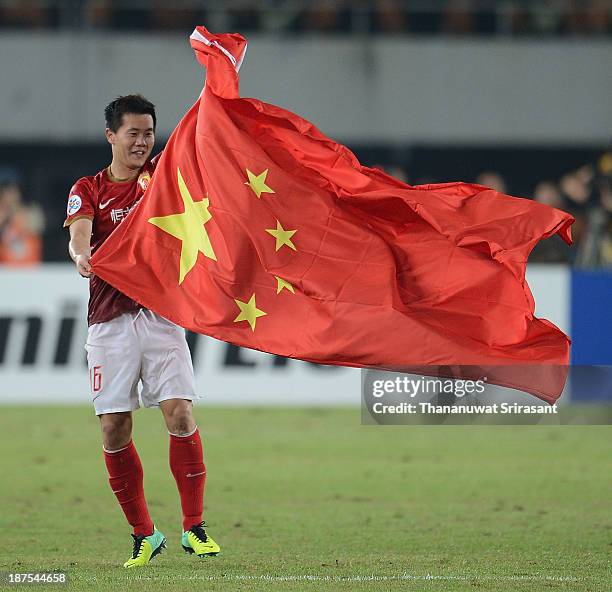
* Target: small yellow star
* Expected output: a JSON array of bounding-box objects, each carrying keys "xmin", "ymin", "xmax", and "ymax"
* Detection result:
[
  {"xmin": 148, "ymin": 167, "xmax": 216, "ymax": 285},
  {"xmin": 245, "ymin": 169, "xmax": 275, "ymax": 199},
  {"xmin": 265, "ymin": 220, "xmax": 297, "ymax": 252},
  {"xmin": 275, "ymin": 276, "xmax": 295, "ymax": 294},
  {"xmin": 234, "ymin": 294, "xmax": 267, "ymax": 332}
]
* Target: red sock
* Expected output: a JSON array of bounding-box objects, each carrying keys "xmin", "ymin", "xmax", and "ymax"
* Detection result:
[
  {"xmin": 103, "ymin": 440, "xmax": 154, "ymax": 537},
  {"xmin": 169, "ymin": 428, "xmax": 206, "ymax": 531}
]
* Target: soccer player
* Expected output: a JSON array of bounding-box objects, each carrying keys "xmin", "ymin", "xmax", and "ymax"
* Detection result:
[{"xmin": 64, "ymin": 95, "xmax": 220, "ymax": 568}]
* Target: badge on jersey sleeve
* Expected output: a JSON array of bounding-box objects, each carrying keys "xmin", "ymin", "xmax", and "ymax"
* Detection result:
[
  {"xmin": 67, "ymin": 195, "xmax": 82, "ymax": 215},
  {"xmin": 138, "ymin": 172, "xmax": 151, "ymax": 192}
]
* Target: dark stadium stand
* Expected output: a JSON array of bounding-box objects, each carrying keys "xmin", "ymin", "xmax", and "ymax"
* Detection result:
[{"xmin": 0, "ymin": 1, "xmax": 610, "ymax": 36}]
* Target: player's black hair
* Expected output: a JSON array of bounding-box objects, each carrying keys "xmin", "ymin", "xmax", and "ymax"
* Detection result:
[{"xmin": 104, "ymin": 94, "xmax": 156, "ymax": 132}]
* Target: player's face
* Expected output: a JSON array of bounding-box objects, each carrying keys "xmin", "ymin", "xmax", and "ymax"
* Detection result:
[{"xmin": 106, "ymin": 113, "xmax": 155, "ymax": 171}]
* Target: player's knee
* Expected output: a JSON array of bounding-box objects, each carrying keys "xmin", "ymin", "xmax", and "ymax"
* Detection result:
[
  {"xmin": 100, "ymin": 413, "xmax": 132, "ymax": 450},
  {"xmin": 162, "ymin": 400, "xmax": 195, "ymax": 435},
  {"xmin": 169, "ymin": 412, "xmax": 195, "ymax": 435}
]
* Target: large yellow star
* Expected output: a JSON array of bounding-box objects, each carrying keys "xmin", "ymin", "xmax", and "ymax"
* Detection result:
[
  {"xmin": 148, "ymin": 167, "xmax": 216, "ymax": 285},
  {"xmin": 265, "ymin": 220, "xmax": 297, "ymax": 252},
  {"xmin": 274, "ymin": 276, "xmax": 295, "ymax": 294},
  {"xmin": 245, "ymin": 168, "xmax": 275, "ymax": 198},
  {"xmin": 234, "ymin": 294, "xmax": 267, "ymax": 331}
]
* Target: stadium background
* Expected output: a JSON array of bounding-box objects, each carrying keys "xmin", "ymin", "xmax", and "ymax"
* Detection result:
[{"xmin": 0, "ymin": 2, "xmax": 611, "ymax": 590}]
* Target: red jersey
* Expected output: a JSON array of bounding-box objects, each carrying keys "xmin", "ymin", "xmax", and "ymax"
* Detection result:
[{"xmin": 64, "ymin": 159, "xmax": 157, "ymax": 326}]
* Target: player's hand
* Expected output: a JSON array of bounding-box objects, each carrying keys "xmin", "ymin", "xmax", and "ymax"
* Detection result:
[{"xmin": 75, "ymin": 253, "xmax": 92, "ymax": 278}]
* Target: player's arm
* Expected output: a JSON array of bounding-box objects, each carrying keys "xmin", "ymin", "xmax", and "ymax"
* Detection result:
[{"xmin": 68, "ymin": 218, "xmax": 93, "ymax": 278}]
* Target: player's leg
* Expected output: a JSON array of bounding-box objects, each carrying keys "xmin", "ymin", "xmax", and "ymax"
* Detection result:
[
  {"xmin": 160, "ymin": 400, "xmax": 205, "ymax": 522},
  {"xmin": 139, "ymin": 310, "xmax": 220, "ymax": 556},
  {"xmin": 160, "ymin": 400, "xmax": 220, "ymax": 557},
  {"xmin": 100, "ymin": 412, "xmax": 155, "ymax": 538},
  {"xmin": 87, "ymin": 313, "xmax": 165, "ymax": 567},
  {"xmin": 160, "ymin": 399, "xmax": 203, "ymax": 526}
]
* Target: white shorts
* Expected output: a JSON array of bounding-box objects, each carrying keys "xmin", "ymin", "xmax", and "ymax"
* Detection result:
[{"xmin": 85, "ymin": 309, "xmax": 196, "ymax": 415}]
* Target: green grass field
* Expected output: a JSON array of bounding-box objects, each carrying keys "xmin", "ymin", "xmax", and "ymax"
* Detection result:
[{"xmin": 0, "ymin": 406, "xmax": 610, "ymax": 591}]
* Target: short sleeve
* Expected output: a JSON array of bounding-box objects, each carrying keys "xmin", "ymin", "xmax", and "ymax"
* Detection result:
[{"xmin": 64, "ymin": 177, "xmax": 95, "ymax": 227}]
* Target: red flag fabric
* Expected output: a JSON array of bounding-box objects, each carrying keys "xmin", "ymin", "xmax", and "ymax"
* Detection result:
[{"xmin": 91, "ymin": 27, "xmax": 573, "ymax": 403}]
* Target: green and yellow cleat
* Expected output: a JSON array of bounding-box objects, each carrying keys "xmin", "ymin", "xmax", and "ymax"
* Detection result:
[
  {"xmin": 123, "ymin": 527, "xmax": 166, "ymax": 568},
  {"xmin": 182, "ymin": 521, "xmax": 220, "ymax": 557}
]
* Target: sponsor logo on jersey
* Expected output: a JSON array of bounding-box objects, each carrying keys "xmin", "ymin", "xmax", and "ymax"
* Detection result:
[
  {"xmin": 110, "ymin": 199, "xmax": 141, "ymax": 225},
  {"xmin": 67, "ymin": 195, "xmax": 82, "ymax": 216},
  {"xmin": 138, "ymin": 171, "xmax": 151, "ymax": 192},
  {"xmin": 110, "ymin": 207, "xmax": 130, "ymax": 224}
]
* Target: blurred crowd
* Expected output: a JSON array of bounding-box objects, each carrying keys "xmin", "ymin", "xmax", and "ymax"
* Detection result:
[
  {"xmin": 0, "ymin": 152, "xmax": 610, "ymax": 268},
  {"xmin": 551, "ymin": 153, "xmax": 612, "ymax": 266},
  {"xmin": 0, "ymin": 174, "xmax": 44, "ymax": 266},
  {"xmin": 0, "ymin": 1, "xmax": 610, "ymax": 36}
]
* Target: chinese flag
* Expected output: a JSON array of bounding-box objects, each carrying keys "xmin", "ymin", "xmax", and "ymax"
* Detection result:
[{"xmin": 91, "ymin": 27, "xmax": 574, "ymax": 403}]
